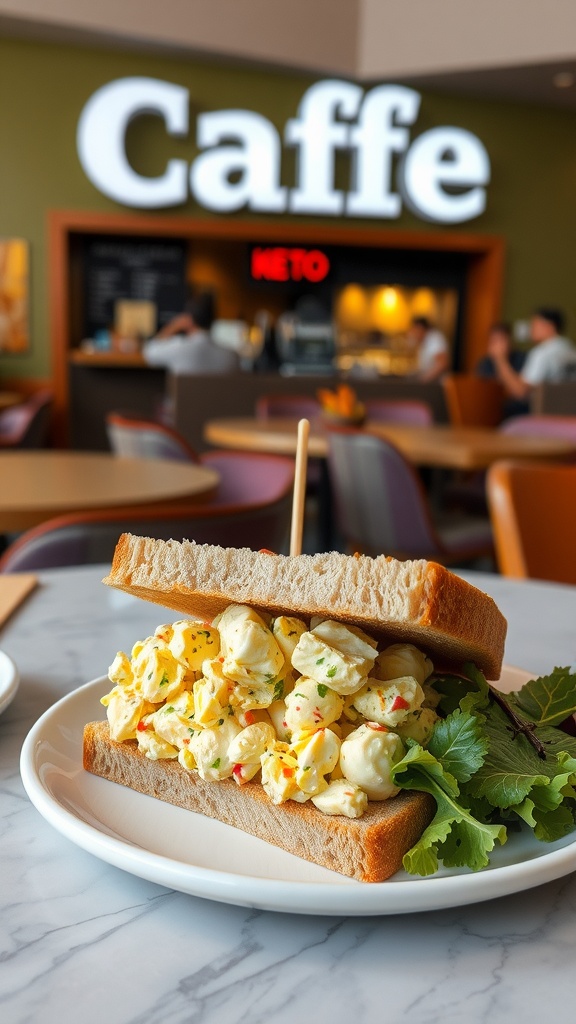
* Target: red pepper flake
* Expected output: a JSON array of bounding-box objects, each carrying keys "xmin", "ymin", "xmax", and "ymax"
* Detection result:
[
  {"xmin": 367, "ymin": 721, "xmax": 387, "ymax": 731},
  {"xmin": 295, "ymin": 706, "xmax": 301, "ymax": 712},
  {"xmin": 182, "ymin": 737, "xmax": 190, "ymax": 745},
  {"xmin": 391, "ymin": 695, "xmax": 410, "ymax": 712},
  {"xmin": 282, "ymin": 766, "xmax": 294, "ymax": 778},
  {"xmin": 219, "ymin": 656, "xmax": 225, "ymax": 663},
  {"xmin": 244, "ymin": 711, "xmax": 255, "ymax": 725},
  {"xmin": 232, "ymin": 763, "xmax": 243, "ymax": 779},
  {"xmin": 137, "ymin": 721, "xmax": 148, "ymax": 732},
  {"xmin": 282, "ymin": 720, "xmax": 288, "ymax": 728}
]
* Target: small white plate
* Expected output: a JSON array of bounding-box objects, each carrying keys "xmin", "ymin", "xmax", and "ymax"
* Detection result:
[
  {"xmin": 0, "ymin": 649, "xmax": 19, "ymax": 715},
  {"xmin": 20, "ymin": 666, "xmax": 576, "ymax": 916}
]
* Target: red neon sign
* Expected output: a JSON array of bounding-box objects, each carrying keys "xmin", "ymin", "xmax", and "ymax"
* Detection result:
[{"xmin": 251, "ymin": 247, "xmax": 330, "ymax": 283}]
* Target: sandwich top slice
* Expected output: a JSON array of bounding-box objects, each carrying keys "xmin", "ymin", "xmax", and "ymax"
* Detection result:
[{"xmin": 103, "ymin": 535, "xmax": 507, "ymax": 679}]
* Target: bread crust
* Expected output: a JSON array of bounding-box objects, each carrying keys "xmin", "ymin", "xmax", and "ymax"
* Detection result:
[
  {"xmin": 83, "ymin": 720, "xmax": 435, "ymax": 883},
  {"xmin": 103, "ymin": 536, "xmax": 507, "ymax": 678}
]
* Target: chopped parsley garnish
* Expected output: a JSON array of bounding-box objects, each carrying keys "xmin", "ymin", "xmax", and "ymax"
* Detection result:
[
  {"xmin": 159, "ymin": 672, "xmax": 170, "ymax": 687},
  {"xmin": 211, "ymin": 758, "xmax": 221, "ymax": 769},
  {"xmin": 317, "ymin": 684, "xmax": 328, "ymax": 698},
  {"xmin": 326, "ymin": 666, "xmax": 337, "ymax": 679},
  {"xmin": 316, "ymin": 657, "xmax": 325, "ymax": 665},
  {"xmin": 273, "ymin": 679, "xmax": 285, "ymax": 701}
]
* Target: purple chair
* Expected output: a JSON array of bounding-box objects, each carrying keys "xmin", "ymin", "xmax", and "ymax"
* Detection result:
[
  {"xmin": 0, "ymin": 390, "xmax": 53, "ymax": 448},
  {"xmin": 106, "ymin": 412, "xmax": 199, "ymax": 461},
  {"xmin": 255, "ymin": 394, "xmax": 321, "ymax": 420},
  {"xmin": 327, "ymin": 429, "xmax": 493, "ymax": 564},
  {"xmin": 0, "ymin": 452, "xmax": 296, "ymax": 571},
  {"xmin": 364, "ymin": 399, "xmax": 433, "ymax": 426},
  {"xmin": 500, "ymin": 414, "xmax": 576, "ymax": 443}
]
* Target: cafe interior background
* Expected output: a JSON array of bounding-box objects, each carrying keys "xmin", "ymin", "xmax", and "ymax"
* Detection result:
[{"xmin": 1, "ymin": 0, "xmax": 576, "ymax": 512}]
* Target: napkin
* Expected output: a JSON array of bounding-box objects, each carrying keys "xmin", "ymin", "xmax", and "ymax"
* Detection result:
[{"xmin": 0, "ymin": 574, "xmax": 37, "ymax": 628}]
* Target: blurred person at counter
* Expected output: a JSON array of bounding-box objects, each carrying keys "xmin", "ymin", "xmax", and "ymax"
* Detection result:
[
  {"xmin": 143, "ymin": 292, "xmax": 240, "ymax": 374},
  {"xmin": 488, "ymin": 307, "xmax": 576, "ymax": 403},
  {"xmin": 408, "ymin": 316, "xmax": 450, "ymax": 382}
]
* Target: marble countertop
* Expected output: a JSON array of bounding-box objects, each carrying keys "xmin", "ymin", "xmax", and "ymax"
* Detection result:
[{"xmin": 2, "ymin": 565, "xmax": 576, "ymax": 1024}]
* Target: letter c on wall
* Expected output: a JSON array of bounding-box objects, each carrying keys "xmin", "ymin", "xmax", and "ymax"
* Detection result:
[{"xmin": 77, "ymin": 77, "xmax": 189, "ymax": 207}]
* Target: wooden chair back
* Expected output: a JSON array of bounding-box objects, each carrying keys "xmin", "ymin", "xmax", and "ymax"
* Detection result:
[
  {"xmin": 443, "ymin": 374, "xmax": 504, "ymax": 428},
  {"xmin": 487, "ymin": 459, "xmax": 576, "ymax": 583}
]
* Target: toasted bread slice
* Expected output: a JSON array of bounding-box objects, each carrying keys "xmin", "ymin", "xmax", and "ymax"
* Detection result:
[
  {"xmin": 103, "ymin": 536, "xmax": 507, "ymax": 679},
  {"xmin": 83, "ymin": 720, "xmax": 435, "ymax": 883}
]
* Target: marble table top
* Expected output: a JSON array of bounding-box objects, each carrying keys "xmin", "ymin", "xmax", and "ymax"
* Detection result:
[{"xmin": 2, "ymin": 565, "xmax": 576, "ymax": 1024}]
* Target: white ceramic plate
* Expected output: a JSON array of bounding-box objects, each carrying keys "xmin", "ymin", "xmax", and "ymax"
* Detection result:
[
  {"xmin": 0, "ymin": 649, "xmax": 19, "ymax": 716},
  {"xmin": 20, "ymin": 667, "xmax": 576, "ymax": 916}
]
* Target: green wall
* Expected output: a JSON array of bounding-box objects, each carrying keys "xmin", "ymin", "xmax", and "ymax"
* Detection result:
[{"xmin": 1, "ymin": 34, "xmax": 576, "ymax": 377}]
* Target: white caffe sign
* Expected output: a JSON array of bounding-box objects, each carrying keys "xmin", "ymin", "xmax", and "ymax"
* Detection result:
[{"xmin": 77, "ymin": 77, "xmax": 491, "ymax": 224}]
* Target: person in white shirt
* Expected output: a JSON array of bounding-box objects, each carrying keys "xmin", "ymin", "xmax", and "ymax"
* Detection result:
[
  {"xmin": 143, "ymin": 293, "xmax": 240, "ymax": 375},
  {"xmin": 408, "ymin": 316, "xmax": 450, "ymax": 381},
  {"xmin": 488, "ymin": 307, "xmax": 576, "ymax": 402}
]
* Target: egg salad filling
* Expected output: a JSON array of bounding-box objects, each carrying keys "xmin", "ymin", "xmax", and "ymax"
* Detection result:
[{"xmin": 101, "ymin": 605, "xmax": 440, "ymax": 818}]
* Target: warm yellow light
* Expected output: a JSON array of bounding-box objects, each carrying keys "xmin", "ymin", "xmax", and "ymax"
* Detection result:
[
  {"xmin": 411, "ymin": 287, "xmax": 438, "ymax": 320},
  {"xmin": 335, "ymin": 284, "xmax": 369, "ymax": 330},
  {"xmin": 371, "ymin": 286, "xmax": 410, "ymax": 333}
]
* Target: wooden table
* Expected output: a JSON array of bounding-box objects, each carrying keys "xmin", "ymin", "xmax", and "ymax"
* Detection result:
[
  {"xmin": 0, "ymin": 451, "xmax": 219, "ymax": 532},
  {"xmin": 204, "ymin": 417, "xmax": 576, "ymax": 471}
]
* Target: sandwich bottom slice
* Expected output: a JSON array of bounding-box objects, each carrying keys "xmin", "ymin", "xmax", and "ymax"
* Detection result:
[{"xmin": 84, "ymin": 720, "xmax": 435, "ymax": 883}]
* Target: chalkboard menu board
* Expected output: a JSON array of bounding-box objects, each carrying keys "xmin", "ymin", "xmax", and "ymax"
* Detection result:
[{"xmin": 82, "ymin": 236, "xmax": 188, "ymax": 339}]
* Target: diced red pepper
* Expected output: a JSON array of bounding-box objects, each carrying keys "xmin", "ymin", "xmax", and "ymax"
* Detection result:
[
  {"xmin": 137, "ymin": 720, "xmax": 148, "ymax": 732},
  {"xmin": 244, "ymin": 711, "xmax": 255, "ymax": 725},
  {"xmin": 391, "ymin": 695, "xmax": 410, "ymax": 712},
  {"xmin": 259, "ymin": 548, "xmax": 276, "ymax": 555},
  {"xmin": 282, "ymin": 766, "xmax": 294, "ymax": 778},
  {"xmin": 367, "ymin": 721, "xmax": 387, "ymax": 731}
]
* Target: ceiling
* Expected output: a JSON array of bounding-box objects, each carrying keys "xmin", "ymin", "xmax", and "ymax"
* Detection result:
[{"xmin": 2, "ymin": 0, "xmax": 576, "ymax": 110}]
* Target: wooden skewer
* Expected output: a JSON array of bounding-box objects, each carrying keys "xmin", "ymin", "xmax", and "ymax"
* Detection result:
[{"xmin": 289, "ymin": 418, "xmax": 310, "ymax": 556}]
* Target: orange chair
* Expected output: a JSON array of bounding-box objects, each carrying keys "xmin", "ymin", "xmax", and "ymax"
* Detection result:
[
  {"xmin": 442, "ymin": 374, "xmax": 504, "ymax": 428},
  {"xmin": 486, "ymin": 459, "xmax": 576, "ymax": 583}
]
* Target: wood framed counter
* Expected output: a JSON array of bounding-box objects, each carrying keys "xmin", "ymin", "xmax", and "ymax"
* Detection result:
[{"xmin": 49, "ymin": 210, "xmax": 505, "ymax": 445}]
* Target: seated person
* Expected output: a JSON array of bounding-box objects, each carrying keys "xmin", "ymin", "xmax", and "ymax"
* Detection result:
[
  {"xmin": 476, "ymin": 322, "xmax": 526, "ymax": 378},
  {"xmin": 143, "ymin": 292, "xmax": 240, "ymax": 375},
  {"xmin": 488, "ymin": 307, "xmax": 576, "ymax": 403},
  {"xmin": 476, "ymin": 322, "xmax": 529, "ymax": 418},
  {"xmin": 407, "ymin": 316, "xmax": 450, "ymax": 382}
]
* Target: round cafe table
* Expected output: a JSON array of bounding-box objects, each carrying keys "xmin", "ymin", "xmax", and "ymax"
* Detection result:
[
  {"xmin": 0, "ymin": 451, "xmax": 219, "ymax": 532},
  {"xmin": 203, "ymin": 416, "xmax": 576, "ymax": 471}
]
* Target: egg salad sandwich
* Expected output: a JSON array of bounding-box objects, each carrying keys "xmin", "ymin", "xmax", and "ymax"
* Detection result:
[{"xmin": 84, "ymin": 535, "xmax": 511, "ymax": 882}]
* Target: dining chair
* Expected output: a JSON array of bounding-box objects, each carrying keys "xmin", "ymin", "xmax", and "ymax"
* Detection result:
[
  {"xmin": 0, "ymin": 389, "xmax": 53, "ymax": 448},
  {"xmin": 486, "ymin": 459, "xmax": 576, "ymax": 584},
  {"xmin": 363, "ymin": 398, "xmax": 433, "ymax": 426},
  {"xmin": 499, "ymin": 414, "xmax": 576, "ymax": 444},
  {"xmin": 0, "ymin": 452, "xmax": 296, "ymax": 571},
  {"xmin": 106, "ymin": 411, "xmax": 199, "ymax": 461},
  {"xmin": 442, "ymin": 374, "xmax": 504, "ymax": 428},
  {"xmin": 255, "ymin": 394, "xmax": 321, "ymax": 420},
  {"xmin": 326, "ymin": 429, "xmax": 493, "ymax": 564}
]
